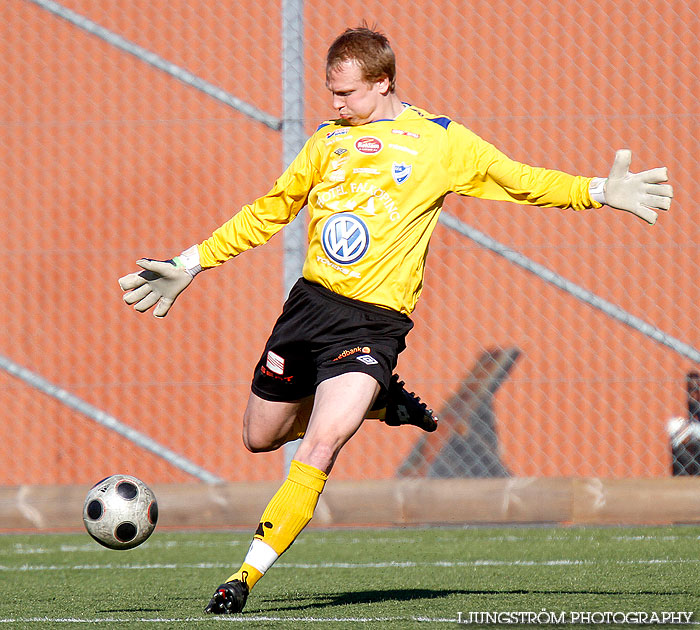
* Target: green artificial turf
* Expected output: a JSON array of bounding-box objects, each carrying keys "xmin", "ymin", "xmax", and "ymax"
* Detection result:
[{"xmin": 1, "ymin": 526, "xmax": 699, "ymax": 628}]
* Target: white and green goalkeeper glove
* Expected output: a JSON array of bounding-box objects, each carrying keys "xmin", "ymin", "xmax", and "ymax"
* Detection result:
[
  {"xmin": 118, "ymin": 245, "xmax": 202, "ymax": 318},
  {"xmin": 589, "ymin": 149, "xmax": 673, "ymax": 225}
]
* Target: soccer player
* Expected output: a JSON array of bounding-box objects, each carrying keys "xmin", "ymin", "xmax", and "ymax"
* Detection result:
[{"xmin": 118, "ymin": 27, "xmax": 673, "ymax": 614}]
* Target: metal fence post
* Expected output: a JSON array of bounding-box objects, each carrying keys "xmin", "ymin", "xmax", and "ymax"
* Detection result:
[{"xmin": 282, "ymin": 0, "xmax": 306, "ymax": 475}]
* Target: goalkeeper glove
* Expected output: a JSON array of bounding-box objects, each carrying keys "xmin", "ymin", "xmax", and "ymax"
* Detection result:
[
  {"xmin": 118, "ymin": 245, "xmax": 202, "ymax": 318},
  {"xmin": 589, "ymin": 149, "xmax": 673, "ymax": 224}
]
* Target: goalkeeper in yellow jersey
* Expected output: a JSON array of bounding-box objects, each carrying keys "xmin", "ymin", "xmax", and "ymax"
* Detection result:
[{"xmin": 118, "ymin": 26, "xmax": 672, "ymax": 614}]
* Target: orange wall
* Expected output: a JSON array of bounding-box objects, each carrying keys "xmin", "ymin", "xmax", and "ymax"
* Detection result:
[{"xmin": 1, "ymin": 0, "xmax": 698, "ymax": 484}]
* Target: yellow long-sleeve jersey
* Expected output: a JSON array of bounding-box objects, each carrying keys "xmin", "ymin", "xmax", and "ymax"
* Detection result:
[{"xmin": 198, "ymin": 104, "xmax": 600, "ymax": 315}]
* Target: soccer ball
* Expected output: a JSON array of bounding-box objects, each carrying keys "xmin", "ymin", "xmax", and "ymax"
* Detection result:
[{"xmin": 83, "ymin": 474, "xmax": 158, "ymax": 550}]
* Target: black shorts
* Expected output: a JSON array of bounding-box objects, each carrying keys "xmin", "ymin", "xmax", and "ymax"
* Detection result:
[{"xmin": 251, "ymin": 278, "xmax": 413, "ymax": 404}]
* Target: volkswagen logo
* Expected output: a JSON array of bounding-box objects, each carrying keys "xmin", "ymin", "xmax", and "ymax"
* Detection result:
[{"xmin": 321, "ymin": 212, "xmax": 370, "ymax": 265}]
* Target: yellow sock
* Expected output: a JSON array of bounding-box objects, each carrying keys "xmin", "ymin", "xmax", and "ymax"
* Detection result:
[
  {"xmin": 225, "ymin": 460, "xmax": 327, "ymax": 590},
  {"xmin": 225, "ymin": 563, "xmax": 263, "ymax": 589},
  {"xmin": 255, "ymin": 460, "xmax": 327, "ymax": 554}
]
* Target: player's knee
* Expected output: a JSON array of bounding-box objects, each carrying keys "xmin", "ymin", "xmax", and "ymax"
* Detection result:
[
  {"xmin": 243, "ymin": 435, "xmax": 274, "ymax": 454},
  {"xmin": 242, "ymin": 424, "xmax": 277, "ymax": 453},
  {"xmin": 242, "ymin": 404, "xmax": 272, "ymax": 452}
]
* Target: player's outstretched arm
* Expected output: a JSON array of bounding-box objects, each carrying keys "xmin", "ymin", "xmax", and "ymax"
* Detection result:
[
  {"xmin": 590, "ymin": 149, "xmax": 673, "ymax": 225},
  {"xmin": 118, "ymin": 245, "xmax": 202, "ymax": 318}
]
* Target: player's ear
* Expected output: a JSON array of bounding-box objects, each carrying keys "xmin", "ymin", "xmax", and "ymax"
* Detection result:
[{"xmin": 376, "ymin": 75, "xmax": 391, "ymax": 95}]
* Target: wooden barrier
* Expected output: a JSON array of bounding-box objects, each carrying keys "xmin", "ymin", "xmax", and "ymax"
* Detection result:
[{"xmin": 2, "ymin": 478, "xmax": 700, "ymax": 532}]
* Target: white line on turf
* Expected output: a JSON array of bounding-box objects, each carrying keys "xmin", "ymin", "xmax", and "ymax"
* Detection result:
[
  {"xmin": 2, "ymin": 539, "xmax": 246, "ymax": 556},
  {"xmin": 1, "ymin": 536, "xmax": 426, "ymax": 556},
  {"xmin": 0, "ymin": 616, "xmax": 461, "ymax": 624},
  {"xmin": 2, "ymin": 618, "xmax": 699, "ymax": 626},
  {"xmin": 4, "ymin": 534, "xmax": 699, "ymax": 557},
  {"xmin": 0, "ymin": 558, "xmax": 695, "ymax": 572}
]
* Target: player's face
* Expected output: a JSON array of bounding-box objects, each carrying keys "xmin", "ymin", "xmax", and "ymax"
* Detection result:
[{"xmin": 326, "ymin": 60, "xmax": 390, "ymax": 126}]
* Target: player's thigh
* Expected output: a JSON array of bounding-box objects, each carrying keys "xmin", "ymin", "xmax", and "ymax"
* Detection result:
[
  {"xmin": 294, "ymin": 372, "xmax": 380, "ymax": 473},
  {"xmin": 242, "ymin": 391, "xmax": 313, "ymax": 452}
]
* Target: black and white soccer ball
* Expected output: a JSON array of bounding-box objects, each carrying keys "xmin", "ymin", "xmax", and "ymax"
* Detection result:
[{"xmin": 83, "ymin": 474, "xmax": 158, "ymax": 550}]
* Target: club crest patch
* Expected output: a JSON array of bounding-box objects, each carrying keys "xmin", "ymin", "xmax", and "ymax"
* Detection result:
[{"xmin": 392, "ymin": 162, "xmax": 412, "ymax": 185}]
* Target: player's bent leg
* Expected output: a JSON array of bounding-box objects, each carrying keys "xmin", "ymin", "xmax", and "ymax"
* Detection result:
[
  {"xmin": 205, "ymin": 373, "xmax": 379, "ymax": 615},
  {"xmin": 241, "ymin": 392, "xmax": 314, "ymax": 453}
]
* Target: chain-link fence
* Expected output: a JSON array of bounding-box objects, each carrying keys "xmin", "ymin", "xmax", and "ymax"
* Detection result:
[{"xmin": 2, "ymin": 0, "xmax": 698, "ymax": 485}]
